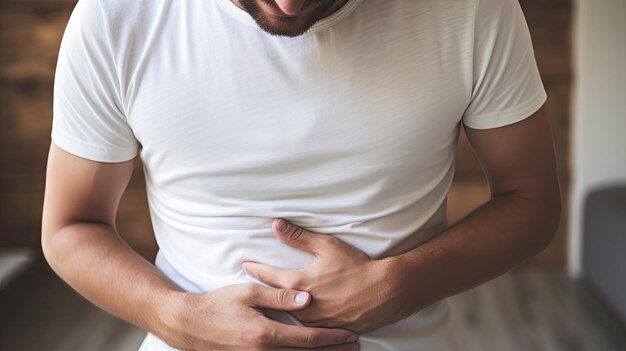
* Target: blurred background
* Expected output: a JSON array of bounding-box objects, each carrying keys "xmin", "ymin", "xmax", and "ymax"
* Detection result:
[{"xmin": 0, "ymin": 0, "xmax": 624, "ymax": 350}]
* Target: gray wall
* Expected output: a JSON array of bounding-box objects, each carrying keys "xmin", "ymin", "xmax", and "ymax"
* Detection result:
[{"xmin": 570, "ymin": 0, "xmax": 626, "ymax": 277}]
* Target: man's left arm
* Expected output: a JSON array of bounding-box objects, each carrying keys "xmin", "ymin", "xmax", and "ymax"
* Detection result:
[
  {"xmin": 391, "ymin": 105, "xmax": 561, "ymax": 314},
  {"xmin": 241, "ymin": 105, "xmax": 562, "ymax": 334}
]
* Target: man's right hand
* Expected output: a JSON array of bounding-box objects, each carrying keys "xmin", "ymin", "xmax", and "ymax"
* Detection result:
[
  {"xmin": 159, "ymin": 283, "xmax": 360, "ymax": 351},
  {"xmin": 42, "ymin": 143, "xmax": 359, "ymax": 350}
]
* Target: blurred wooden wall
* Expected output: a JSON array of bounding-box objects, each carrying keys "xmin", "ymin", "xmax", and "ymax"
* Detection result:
[
  {"xmin": 0, "ymin": 0, "xmax": 571, "ymax": 265},
  {"xmin": 449, "ymin": 0, "xmax": 573, "ymax": 267}
]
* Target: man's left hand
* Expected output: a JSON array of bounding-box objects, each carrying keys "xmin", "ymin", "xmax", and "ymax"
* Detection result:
[{"xmin": 241, "ymin": 218, "xmax": 417, "ymax": 334}]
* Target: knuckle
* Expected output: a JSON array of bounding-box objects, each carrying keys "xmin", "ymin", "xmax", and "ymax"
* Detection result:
[
  {"xmin": 320, "ymin": 234, "xmax": 336, "ymax": 247},
  {"xmin": 320, "ymin": 233, "xmax": 334, "ymax": 243},
  {"xmin": 275, "ymin": 288, "xmax": 291, "ymax": 306},
  {"xmin": 249, "ymin": 328, "xmax": 274, "ymax": 346},
  {"xmin": 287, "ymin": 275, "xmax": 305, "ymax": 289},
  {"xmin": 244, "ymin": 330, "xmax": 263, "ymax": 346},
  {"xmin": 289, "ymin": 227, "xmax": 306, "ymax": 242},
  {"xmin": 303, "ymin": 333, "xmax": 320, "ymax": 348},
  {"xmin": 241, "ymin": 283, "xmax": 258, "ymax": 301},
  {"xmin": 254, "ymin": 269, "xmax": 265, "ymax": 282}
]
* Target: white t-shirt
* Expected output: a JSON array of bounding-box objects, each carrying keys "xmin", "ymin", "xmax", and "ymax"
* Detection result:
[{"xmin": 51, "ymin": 0, "xmax": 547, "ymax": 350}]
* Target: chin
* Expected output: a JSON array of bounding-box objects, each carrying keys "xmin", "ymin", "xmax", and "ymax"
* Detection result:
[
  {"xmin": 241, "ymin": 0, "xmax": 335, "ymax": 37},
  {"xmin": 255, "ymin": 16, "xmax": 317, "ymax": 37}
]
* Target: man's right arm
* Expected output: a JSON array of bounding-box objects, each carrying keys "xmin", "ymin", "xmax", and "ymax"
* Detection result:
[
  {"xmin": 41, "ymin": 142, "xmax": 184, "ymax": 339},
  {"xmin": 41, "ymin": 142, "xmax": 360, "ymax": 351}
]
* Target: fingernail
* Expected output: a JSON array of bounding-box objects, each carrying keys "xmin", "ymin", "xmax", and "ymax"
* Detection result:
[
  {"xmin": 347, "ymin": 334, "xmax": 358, "ymax": 343},
  {"xmin": 294, "ymin": 291, "xmax": 308, "ymax": 305},
  {"xmin": 277, "ymin": 219, "xmax": 288, "ymax": 232}
]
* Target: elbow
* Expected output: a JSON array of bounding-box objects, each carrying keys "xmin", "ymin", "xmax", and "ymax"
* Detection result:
[
  {"xmin": 40, "ymin": 217, "xmax": 71, "ymax": 271},
  {"xmin": 41, "ymin": 226, "xmax": 60, "ymax": 270},
  {"xmin": 536, "ymin": 182, "xmax": 563, "ymax": 252}
]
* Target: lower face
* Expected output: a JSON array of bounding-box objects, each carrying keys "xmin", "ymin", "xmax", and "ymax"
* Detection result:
[{"xmin": 235, "ymin": 0, "xmax": 338, "ymax": 37}]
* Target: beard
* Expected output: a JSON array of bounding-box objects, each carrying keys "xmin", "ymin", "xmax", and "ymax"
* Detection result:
[{"xmin": 236, "ymin": 0, "xmax": 338, "ymax": 37}]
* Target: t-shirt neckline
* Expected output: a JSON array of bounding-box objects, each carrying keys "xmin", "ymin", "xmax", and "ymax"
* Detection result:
[{"xmin": 215, "ymin": 0, "xmax": 365, "ymax": 34}]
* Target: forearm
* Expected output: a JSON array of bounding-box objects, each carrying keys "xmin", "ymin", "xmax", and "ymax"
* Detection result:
[
  {"xmin": 41, "ymin": 222, "xmax": 184, "ymax": 336},
  {"xmin": 392, "ymin": 192, "xmax": 561, "ymax": 312}
]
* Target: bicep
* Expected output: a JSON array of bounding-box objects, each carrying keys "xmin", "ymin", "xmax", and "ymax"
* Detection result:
[
  {"xmin": 42, "ymin": 142, "xmax": 136, "ymax": 239},
  {"xmin": 463, "ymin": 106, "xmax": 560, "ymax": 200}
]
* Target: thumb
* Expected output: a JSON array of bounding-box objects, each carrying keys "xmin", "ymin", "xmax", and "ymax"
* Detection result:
[
  {"xmin": 273, "ymin": 218, "xmax": 323, "ymax": 255},
  {"xmin": 245, "ymin": 284, "xmax": 311, "ymax": 311}
]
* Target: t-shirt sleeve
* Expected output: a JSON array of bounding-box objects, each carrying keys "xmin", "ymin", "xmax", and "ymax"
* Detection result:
[
  {"xmin": 51, "ymin": 0, "xmax": 139, "ymax": 162},
  {"xmin": 461, "ymin": 0, "xmax": 547, "ymax": 129}
]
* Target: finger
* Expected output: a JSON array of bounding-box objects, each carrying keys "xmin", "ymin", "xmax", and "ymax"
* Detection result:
[
  {"xmin": 264, "ymin": 318, "xmax": 359, "ymax": 348},
  {"xmin": 244, "ymin": 284, "xmax": 311, "ymax": 311},
  {"xmin": 276, "ymin": 341, "xmax": 360, "ymax": 350},
  {"xmin": 243, "ymin": 261, "xmax": 301, "ymax": 289},
  {"xmin": 273, "ymin": 218, "xmax": 331, "ymax": 257}
]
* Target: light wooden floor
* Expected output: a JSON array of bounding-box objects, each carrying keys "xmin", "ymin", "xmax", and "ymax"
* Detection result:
[
  {"xmin": 1, "ymin": 260, "xmax": 624, "ymax": 351},
  {"xmin": 447, "ymin": 266, "xmax": 626, "ymax": 351}
]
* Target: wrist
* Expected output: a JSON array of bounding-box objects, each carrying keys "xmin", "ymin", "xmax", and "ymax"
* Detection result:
[
  {"xmin": 375, "ymin": 254, "xmax": 412, "ymax": 299},
  {"xmin": 379, "ymin": 253, "xmax": 411, "ymax": 279},
  {"xmin": 378, "ymin": 253, "xmax": 428, "ymax": 314},
  {"xmin": 152, "ymin": 289, "xmax": 197, "ymax": 341}
]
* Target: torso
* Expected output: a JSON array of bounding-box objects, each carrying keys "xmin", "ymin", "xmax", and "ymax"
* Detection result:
[{"xmin": 109, "ymin": 0, "xmax": 475, "ymax": 349}]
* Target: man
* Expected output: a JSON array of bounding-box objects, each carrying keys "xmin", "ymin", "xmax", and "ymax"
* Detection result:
[{"xmin": 41, "ymin": 0, "xmax": 561, "ymax": 350}]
